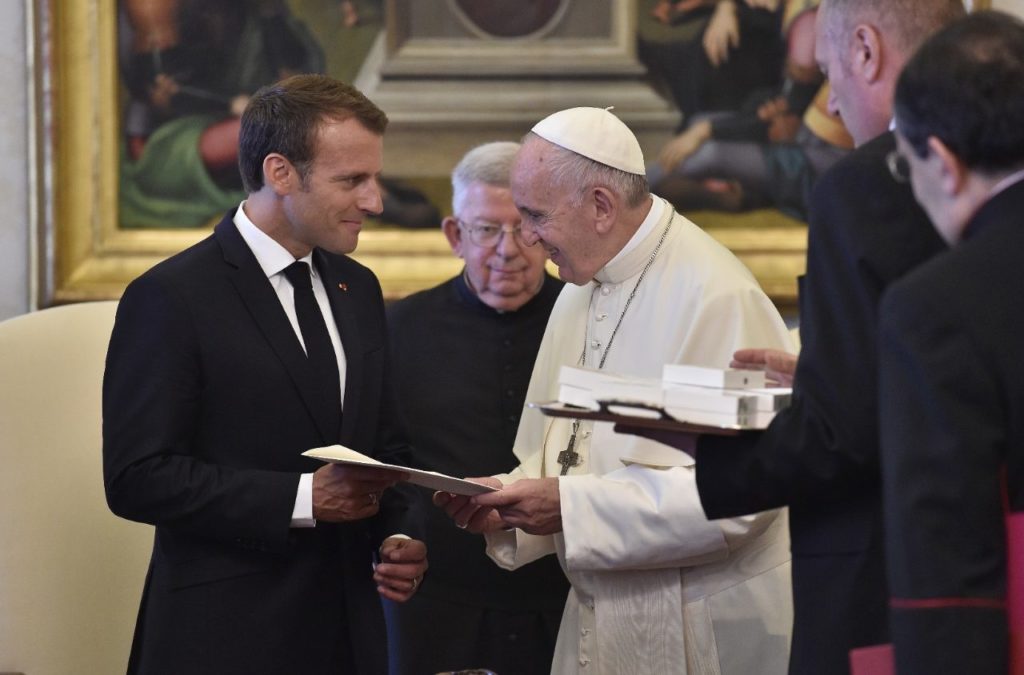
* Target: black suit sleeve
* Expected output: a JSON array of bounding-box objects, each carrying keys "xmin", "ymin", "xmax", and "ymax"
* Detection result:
[
  {"xmin": 696, "ymin": 134, "xmax": 946, "ymax": 519},
  {"xmin": 103, "ymin": 273, "xmax": 299, "ymax": 550}
]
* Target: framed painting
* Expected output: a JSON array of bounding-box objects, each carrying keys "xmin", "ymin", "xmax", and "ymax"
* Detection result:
[
  {"xmin": 32, "ymin": 0, "xmax": 466, "ymax": 305},
  {"xmin": 32, "ymin": 0, "xmax": 810, "ymax": 310}
]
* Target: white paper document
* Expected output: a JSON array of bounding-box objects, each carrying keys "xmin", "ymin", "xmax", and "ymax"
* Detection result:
[{"xmin": 302, "ymin": 445, "xmax": 498, "ymax": 496}]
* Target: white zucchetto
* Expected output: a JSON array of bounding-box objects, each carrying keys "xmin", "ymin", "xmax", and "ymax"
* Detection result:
[{"xmin": 530, "ymin": 107, "xmax": 646, "ymax": 175}]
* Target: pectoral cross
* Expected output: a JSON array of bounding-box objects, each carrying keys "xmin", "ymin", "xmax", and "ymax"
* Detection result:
[{"xmin": 557, "ymin": 420, "xmax": 582, "ymax": 475}]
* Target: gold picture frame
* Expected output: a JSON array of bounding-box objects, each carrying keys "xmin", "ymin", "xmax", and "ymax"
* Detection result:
[
  {"xmin": 33, "ymin": 0, "xmax": 806, "ymax": 310},
  {"xmin": 33, "ymin": 0, "xmax": 465, "ymax": 306}
]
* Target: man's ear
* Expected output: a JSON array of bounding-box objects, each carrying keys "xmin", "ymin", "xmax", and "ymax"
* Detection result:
[
  {"xmin": 592, "ymin": 186, "xmax": 617, "ymax": 235},
  {"xmin": 851, "ymin": 23, "xmax": 883, "ymax": 84},
  {"xmin": 442, "ymin": 216, "xmax": 465, "ymax": 258},
  {"xmin": 262, "ymin": 153, "xmax": 295, "ymax": 195},
  {"xmin": 928, "ymin": 136, "xmax": 968, "ymax": 197}
]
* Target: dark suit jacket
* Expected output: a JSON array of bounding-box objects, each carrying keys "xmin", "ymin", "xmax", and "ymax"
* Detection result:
[
  {"xmin": 103, "ymin": 212, "xmax": 418, "ymax": 674},
  {"xmin": 880, "ymin": 179, "xmax": 1024, "ymax": 675},
  {"xmin": 695, "ymin": 133, "xmax": 947, "ymax": 675},
  {"xmin": 383, "ymin": 273, "xmax": 569, "ymax": 675}
]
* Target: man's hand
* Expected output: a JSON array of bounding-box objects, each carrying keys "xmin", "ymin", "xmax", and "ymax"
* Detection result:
[
  {"xmin": 374, "ymin": 536, "xmax": 428, "ymax": 603},
  {"xmin": 731, "ymin": 348, "xmax": 798, "ymax": 387},
  {"xmin": 703, "ymin": 0, "xmax": 740, "ymax": 67},
  {"xmin": 470, "ymin": 478, "xmax": 563, "ymax": 536},
  {"xmin": 311, "ymin": 464, "xmax": 403, "ymax": 522},
  {"xmin": 658, "ymin": 120, "xmax": 712, "ymax": 173},
  {"xmin": 432, "ymin": 476, "xmax": 506, "ymax": 534}
]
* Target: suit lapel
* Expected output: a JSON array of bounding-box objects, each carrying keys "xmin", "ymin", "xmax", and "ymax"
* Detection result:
[
  {"xmin": 315, "ymin": 250, "xmax": 363, "ymax": 444},
  {"xmin": 215, "ymin": 216, "xmax": 337, "ymax": 443}
]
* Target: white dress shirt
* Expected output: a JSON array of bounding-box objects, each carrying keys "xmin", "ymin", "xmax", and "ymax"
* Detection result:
[{"xmin": 233, "ymin": 203, "xmax": 347, "ymax": 527}]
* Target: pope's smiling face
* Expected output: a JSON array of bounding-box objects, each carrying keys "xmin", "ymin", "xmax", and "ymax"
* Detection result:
[{"xmin": 511, "ymin": 138, "xmax": 605, "ymax": 286}]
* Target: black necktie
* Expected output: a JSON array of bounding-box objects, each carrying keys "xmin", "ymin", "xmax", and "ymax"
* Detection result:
[{"xmin": 283, "ymin": 261, "xmax": 342, "ymax": 440}]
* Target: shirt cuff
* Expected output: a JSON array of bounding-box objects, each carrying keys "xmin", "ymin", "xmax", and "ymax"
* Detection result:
[{"xmin": 291, "ymin": 473, "xmax": 316, "ymax": 528}]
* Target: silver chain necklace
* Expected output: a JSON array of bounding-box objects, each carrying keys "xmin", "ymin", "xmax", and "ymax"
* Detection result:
[
  {"xmin": 579, "ymin": 213, "xmax": 675, "ymax": 369},
  {"xmin": 557, "ymin": 213, "xmax": 675, "ymax": 475}
]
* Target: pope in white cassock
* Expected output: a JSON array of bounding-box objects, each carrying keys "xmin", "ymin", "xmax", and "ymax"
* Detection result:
[{"xmin": 437, "ymin": 108, "xmax": 795, "ymax": 675}]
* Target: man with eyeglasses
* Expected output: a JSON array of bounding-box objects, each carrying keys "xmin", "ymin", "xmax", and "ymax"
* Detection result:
[
  {"xmin": 384, "ymin": 142, "xmax": 568, "ymax": 675},
  {"xmin": 879, "ymin": 13, "xmax": 1024, "ymax": 674}
]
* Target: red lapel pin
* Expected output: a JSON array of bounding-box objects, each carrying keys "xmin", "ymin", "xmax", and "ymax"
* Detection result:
[{"xmin": 338, "ymin": 283, "xmax": 348, "ymax": 292}]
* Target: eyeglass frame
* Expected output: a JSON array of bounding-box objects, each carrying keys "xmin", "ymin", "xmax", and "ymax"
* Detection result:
[
  {"xmin": 886, "ymin": 149, "xmax": 912, "ymax": 184},
  {"xmin": 456, "ymin": 218, "xmax": 535, "ymax": 248}
]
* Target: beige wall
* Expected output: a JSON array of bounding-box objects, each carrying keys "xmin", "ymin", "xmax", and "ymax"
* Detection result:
[
  {"xmin": 0, "ymin": 1, "xmax": 28, "ymax": 321},
  {"xmin": 992, "ymin": 0, "xmax": 1024, "ymax": 16}
]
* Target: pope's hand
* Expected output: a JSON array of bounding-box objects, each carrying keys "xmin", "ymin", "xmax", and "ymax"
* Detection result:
[
  {"xmin": 433, "ymin": 476, "xmax": 506, "ymax": 533},
  {"xmin": 470, "ymin": 478, "xmax": 563, "ymax": 536}
]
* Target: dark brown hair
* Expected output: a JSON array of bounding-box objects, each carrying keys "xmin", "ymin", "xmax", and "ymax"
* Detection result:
[
  {"xmin": 238, "ymin": 74, "xmax": 388, "ymax": 192},
  {"xmin": 896, "ymin": 11, "xmax": 1024, "ymax": 172}
]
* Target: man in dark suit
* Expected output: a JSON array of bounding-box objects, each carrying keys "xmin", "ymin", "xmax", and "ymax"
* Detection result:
[
  {"xmin": 384, "ymin": 142, "xmax": 568, "ymax": 675},
  {"xmin": 103, "ymin": 74, "xmax": 428, "ymax": 675},
  {"xmin": 879, "ymin": 13, "xmax": 1024, "ymax": 674},
  {"xmin": 621, "ymin": 1, "xmax": 964, "ymax": 673}
]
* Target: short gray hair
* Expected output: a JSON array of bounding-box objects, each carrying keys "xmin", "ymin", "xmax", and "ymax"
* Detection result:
[
  {"xmin": 820, "ymin": 0, "xmax": 966, "ymax": 59},
  {"xmin": 451, "ymin": 141, "xmax": 521, "ymax": 215},
  {"xmin": 523, "ymin": 132, "xmax": 649, "ymax": 209}
]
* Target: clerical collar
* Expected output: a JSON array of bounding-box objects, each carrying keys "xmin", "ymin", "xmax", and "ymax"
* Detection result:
[
  {"xmin": 453, "ymin": 269, "xmax": 537, "ymax": 317},
  {"xmin": 454, "ymin": 270, "xmax": 506, "ymax": 315},
  {"xmin": 594, "ymin": 196, "xmax": 668, "ymax": 285},
  {"xmin": 602, "ymin": 196, "xmax": 663, "ymax": 268}
]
